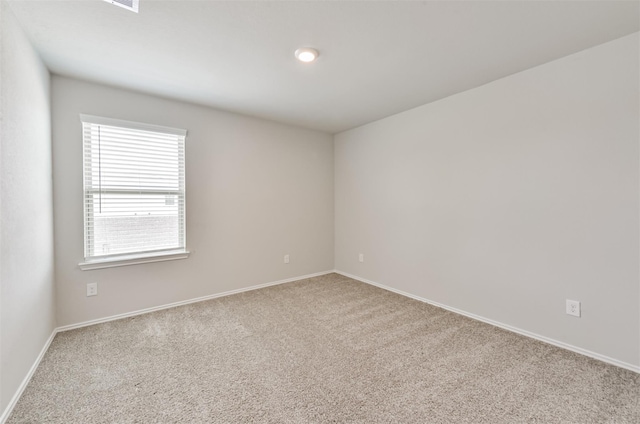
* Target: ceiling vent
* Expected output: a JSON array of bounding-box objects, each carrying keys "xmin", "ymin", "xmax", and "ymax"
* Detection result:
[{"xmin": 103, "ymin": 0, "xmax": 139, "ymax": 13}]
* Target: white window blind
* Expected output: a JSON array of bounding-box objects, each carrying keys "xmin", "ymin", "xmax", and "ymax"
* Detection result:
[{"xmin": 81, "ymin": 115, "xmax": 187, "ymax": 262}]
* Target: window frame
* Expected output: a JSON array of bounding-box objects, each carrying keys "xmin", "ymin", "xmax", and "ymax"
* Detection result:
[{"xmin": 78, "ymin": 114, "xmax": 189, "ymax": 270}]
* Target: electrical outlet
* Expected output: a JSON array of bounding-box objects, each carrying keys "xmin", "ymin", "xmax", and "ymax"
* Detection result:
[
  {"xmin": 359, "ymin": 253, "xmax": 364, "ymax": 263},
  {"xmin": 87, "ymin": 282, "xmax": 98, "ymax": 297},
  {"xmin": 566, "ymin": 299, "xmax": 580, "ymax": 317},
  {"xmin": 284, "ymin": 254, "xmax": 290, "ymax": 264}
]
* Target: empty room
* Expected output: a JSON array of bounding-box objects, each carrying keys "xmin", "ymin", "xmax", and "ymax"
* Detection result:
[{"xmin": 1, "ymin": 0, "xmax": 639, "ymax": 422}]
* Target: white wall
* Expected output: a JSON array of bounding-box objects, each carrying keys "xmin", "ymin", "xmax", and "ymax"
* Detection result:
[
  {"xmin": 335, "ymin": 33, "xmax": 640, "ymax": 367},
  {"xmin": 0, "ymin": 1, "xmax": 55, "ymax": 415},
  {"xmin": 52, "ymin": 76, "xmax": 334, "ymax": 327}
]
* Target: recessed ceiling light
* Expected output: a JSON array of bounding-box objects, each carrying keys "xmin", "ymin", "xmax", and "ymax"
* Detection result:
[{"xmin": 295, "ymin": 48, "xmax": 319, "ymax": 63}]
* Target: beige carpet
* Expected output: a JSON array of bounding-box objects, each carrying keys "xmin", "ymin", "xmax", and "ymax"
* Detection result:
[{"xmin": 8, "ymin": 273, "xmax": 640, "ymax": 423}]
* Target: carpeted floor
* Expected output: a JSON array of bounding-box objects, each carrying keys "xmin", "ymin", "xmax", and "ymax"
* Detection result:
[{"xmin": 8, "ymin": 273, "xmax": 640, "ymax": 423}]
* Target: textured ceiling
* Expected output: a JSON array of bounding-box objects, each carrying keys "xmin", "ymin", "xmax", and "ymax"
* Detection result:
[{"xmin": 7, "ymin": 0, "xmax": 640, "ymax": 133}]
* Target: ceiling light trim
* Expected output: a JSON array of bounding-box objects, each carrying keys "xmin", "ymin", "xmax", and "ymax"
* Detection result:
[{"xmin": 295, "ymin": 47, "xmax": 319, "ymax": 63}]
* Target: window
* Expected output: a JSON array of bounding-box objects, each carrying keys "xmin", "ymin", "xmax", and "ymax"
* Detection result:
[{"xmin": 79, "ymin": 115, "xmax": 188, "ymax": 270}]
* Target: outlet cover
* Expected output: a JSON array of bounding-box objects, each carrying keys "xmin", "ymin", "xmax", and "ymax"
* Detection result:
[
  {"xmin": 284, "ymin": 254, "xmax": 290, "ymax": 264},
  {"xmin": 359, "ymin": 253, "xmax": 364, "ymax": 263},
  {"xmin": 87, "ymin": 282, "xmax": 98, "ymax": 297},
  {"xmin": 566, "ymin": 299, "xmax": 580, "ymax": 317}
]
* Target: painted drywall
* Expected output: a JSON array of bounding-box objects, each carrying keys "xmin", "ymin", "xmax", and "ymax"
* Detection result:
[
  {"xmin": 52, "ymin": 76, "xmax": 334, "ymax": 327},
  {"xmin": 335, "ymin": 33, "xmax": 640, "ymax": 366},
  {"xmin": 0, "ymin": 1, "xmax": 55, "ymax": 414}
]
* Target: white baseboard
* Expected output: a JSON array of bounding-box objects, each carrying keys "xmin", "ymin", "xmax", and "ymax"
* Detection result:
[
  {"xmin": 1, "ymin": 270, "xmax": 335, "ymax": 423},
  {"xmin": 335, "ymin": 270, "xmax": 640, "ymax": 374},
  {"xmin": 0, "ymin": 329, "xmax": 57, "ymax": 424},
  {"xmin": 57, "ymin": 270, "xmax": 335, "ymax": 332},
  {"xmin": 5, "ymin": 268, "xmax": 634, "ymax": 424}
]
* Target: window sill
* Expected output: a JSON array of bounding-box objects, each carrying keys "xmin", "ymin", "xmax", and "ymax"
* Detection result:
[{"xmin": 79, "ymin": 250, "xmax": 190, "ymax": 271}]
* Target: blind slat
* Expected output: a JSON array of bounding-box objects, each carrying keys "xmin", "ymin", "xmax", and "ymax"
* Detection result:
[{"xmin": 82, "ymin": 118, "xmax": 186, "ymax": 259}]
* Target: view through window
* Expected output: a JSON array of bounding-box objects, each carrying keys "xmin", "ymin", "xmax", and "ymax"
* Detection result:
[{"xmin": 81, "ymin": 115, "xmax": 186, "ymax": 261}]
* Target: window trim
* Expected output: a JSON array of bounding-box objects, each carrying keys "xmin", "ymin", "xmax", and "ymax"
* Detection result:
[
  {"xmin": 79, "ymin": 114, "xmax": 187, "ymax": 137},
  {"xmin": 79, "ymin": 114, "xmax": 188, "ymax": 270},
  {"xmin": 79, "ymin": 249, "xmax": 190, "ymax": 271}
]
